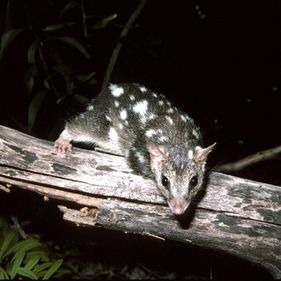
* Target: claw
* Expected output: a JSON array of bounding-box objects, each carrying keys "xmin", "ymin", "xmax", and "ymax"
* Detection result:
[{"xmin": 52, "ymin": 138, "xmax": 72, "ymax": 153}]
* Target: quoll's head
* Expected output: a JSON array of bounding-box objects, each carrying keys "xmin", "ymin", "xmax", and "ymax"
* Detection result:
[{"xmin": 146, "ymin": 142, "xmax": 215, "ymax": 215}]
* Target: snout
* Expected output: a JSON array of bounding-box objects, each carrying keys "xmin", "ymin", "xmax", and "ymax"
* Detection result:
[{"xmin": 168, "ymin": 198, "xmax": 190, "ymax": 215}]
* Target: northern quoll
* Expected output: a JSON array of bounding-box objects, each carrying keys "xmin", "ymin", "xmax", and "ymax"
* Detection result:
[{"xmin": 54, "ymin": 83, "xmax": 215, "ymax": 215}]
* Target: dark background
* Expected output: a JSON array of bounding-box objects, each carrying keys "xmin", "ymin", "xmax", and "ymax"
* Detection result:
[{"xmin": 0, "ymin": 0, "xmax": 280, "ymax": 279}]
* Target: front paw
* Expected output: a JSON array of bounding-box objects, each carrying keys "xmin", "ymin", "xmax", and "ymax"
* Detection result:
[{"xmin": 52, "ymin": 138, "xmax": 72, "ymax": 153}]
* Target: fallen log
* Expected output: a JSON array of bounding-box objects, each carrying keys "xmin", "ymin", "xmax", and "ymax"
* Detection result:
[{"xmin": 0, "ymin": 125, "xmax": 280, "ymax": 278}]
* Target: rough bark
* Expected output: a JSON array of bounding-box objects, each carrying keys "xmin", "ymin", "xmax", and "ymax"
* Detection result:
[{"xmin": 0, "ymin": 125, "xmax": 280, "ymax": 278}]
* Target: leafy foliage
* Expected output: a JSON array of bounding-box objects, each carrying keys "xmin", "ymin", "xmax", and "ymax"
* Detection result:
[
  {"xmin": 0, "ymin": 0, "xmax": 117, "ymax": 134},
  {"xmin": 0, "ymin": 216, "xmax": 70, "ymax": 279}
]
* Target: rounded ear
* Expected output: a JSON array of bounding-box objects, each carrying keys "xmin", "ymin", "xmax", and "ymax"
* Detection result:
[
  {"xmin": 194, "ymin": 142, "xmax": 216, "ymax": 162},
  {"xmin": 146, "ymin": 144, "xmax": 167, "ymax": 172},
  {"xmin": 146, "ymin": 143, "xmax": 166, "ymax": 159}
]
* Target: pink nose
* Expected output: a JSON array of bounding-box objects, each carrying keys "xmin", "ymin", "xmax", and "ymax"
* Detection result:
[
  {"xmin": 171, "ymin": 207, "xmax": 185, "ymax": 215},
  {"xmin": 169, "ymin": 198, "xmax": 188, "ymax": 215}
]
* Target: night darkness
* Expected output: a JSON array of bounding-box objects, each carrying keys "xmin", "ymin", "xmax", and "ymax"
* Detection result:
[{"xmin": 0, "ymin": 0, "xmax": 280, "ymax": 279}]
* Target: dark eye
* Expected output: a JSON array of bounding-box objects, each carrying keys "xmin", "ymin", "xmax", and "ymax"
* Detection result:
[
  {"xmin": 161, "ymin": 175, "xmax": 170, "ymax": 188},
  {"xmin": 190, "ymin": 176, "xmax": 198, "ymax": 189}
]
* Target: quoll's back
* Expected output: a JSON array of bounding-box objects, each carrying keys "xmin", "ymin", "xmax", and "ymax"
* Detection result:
[{"xmin": 54, "ymin": 83, "xmax": 215, "ymax": 215}]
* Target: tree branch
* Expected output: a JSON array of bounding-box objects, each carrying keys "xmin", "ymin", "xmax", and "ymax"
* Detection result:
[
  {"xmin": 216, "ymin": 144, "xmax": 281, "ymax": 172},
  {"xmin": 0, "ymin": 125, "xmax": 280, "ymax": 279},
  {"xmin": 101, "ymin": 0, "xmax": 147, "ymax": 91}
]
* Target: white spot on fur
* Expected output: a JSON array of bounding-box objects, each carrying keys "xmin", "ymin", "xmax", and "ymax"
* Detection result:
[
  {"xmin": 152, "ymin": 93, "xmax": 157, "ymax": 98},
  {"xmin": 188, "ymin": 150, "xmax": 194, "ymax": 160},
  {"xmin": 185, "ymin": 114, "xmax": 194, "ymax": 123},
  {"xmin": 167, "ymin": 108, "xmax": 174, "ymax": 114},
  {"xmin": 114, "ymin": 100, "xmax": 120, "ymax": 107},
  {"xmin": 145, "ymin": 129, "xmax": 157, "ymax": 137},
  {"xmin": 80, "ymin": 114, "xmax": 85, "ymax": 119},
  {"xmin": 129, "ymin": 95, "xmax": 135, "ymax": 101},
  {"xmin": 159, "ymin": 136, "xmax": 168, "ymax": 142},
  {"xmin": 109, "ymin": 84, "xmax": 124, "ymax": 97},
  {"xmin": 87, "ymin": 105, "xmax": 94, "ymax": 111},
  {"xmin": 192, "ymin": 129, "xmax": 200, "ymax": 139},
  {"xmin": 147, "ymin": 113, "xmax": 156, "ymax": 120},
  {"xmin": 180, "ymin": 114, "xmax": 187, "ymax": 122},
  {"xmin": 165, "ymin": 116, "xmax": 173, "ymax": 125},
  {"xmin": 60, "ymin": 129, "xmax": 73, "ymax": 141},
  {"xmin": 159, "ymin": 100, "xmax": 164, "ymax": 106},
  {"xmin": 118, "ymin": 123, "xmax": 124, "ymax": 129},
  {"xmin": 178, "ymin": 162, "xmax": 184, "ymax": 171},
  {"xmin": 120, "ymin": 109, "xmax": 127, "ymax": 120},
  {"xmin": 105, "ymin": 115, "xmax": 111, "ymax": 121},
  {"xmin": 109, "ymin": 127, "xmax": 119, "ymax": 142},
  {"xmin": 136, "ymin": 151, "xmax": 145, "ymax": 163},
  {"xmin": 139, "ymin": 86, "xmax": 147, "ymax": 92},
  {"xmin": 133, "ymin": 100, "xmax": 148, "ymax": 117}
]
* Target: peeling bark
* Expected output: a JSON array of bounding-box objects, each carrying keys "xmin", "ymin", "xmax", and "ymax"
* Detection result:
[{"xmin": 0, "ymin": 125, "xmax": 280, "ymax": 278}]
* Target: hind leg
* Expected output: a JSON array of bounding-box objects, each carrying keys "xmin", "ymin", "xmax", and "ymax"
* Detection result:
[{"xmin": 53, "ymin": 107, "xmax": 105, "ymax": 153}]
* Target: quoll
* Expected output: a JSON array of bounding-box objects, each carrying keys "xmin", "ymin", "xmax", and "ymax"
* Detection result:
[{"xmin": 54, "ymin": 83, "xmax": 215, "ymax": 215}]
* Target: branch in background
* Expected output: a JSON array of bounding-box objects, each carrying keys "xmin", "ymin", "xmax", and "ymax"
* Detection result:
[
  {"xmin": 101, "ymin": 0, "xmax": 148, "ymax": 91},
  {"xmin": 215, "ymin": 144, "xmax": 281, "ymax": 173},
  {"xmin": 80, "ymin": 0, "xmax": 88, "ymax": 39}
]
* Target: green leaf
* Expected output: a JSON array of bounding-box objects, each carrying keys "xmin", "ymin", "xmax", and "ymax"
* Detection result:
[
  {"xmin": 42, "ymin": 259, "xmax": 63, "ymax": 280},
  {"xmin": 42, "ymin": 24, "xmax": 67, "ymax": 32},
  {"xmin": 28, "ymin": 90, "xmax": 48, "ymax": 133},
  {"xmin": 76, "ymin": 73, "xmax": 95, "ymax": 81},
  {"xmin": 4, "ymin": 239, "xmax": 42, "ymax": 260},
  {"xmin": 43, "ymin": 78, "xmax": 51, "ymax": 90},
  {"xmin": 27, "ymin": 40, "xmax": 39, "ymax": 65},
  {"xmin": 33, "ymin": 262, "xmax": 53, "ymax": 275},
  {"xmin": 0, "ymin": 29, "xmax": 24, "ymax": 63},
  {"xmin": 52, "ymin": 267, "xmax": 72, "ymax": 278},
  {"xmin": 10, "ymin": 250, "xmax": 25, "ymax": 279},
  {"xmin": 0, "ymin": 229, "xmax": 18, "ymax": 261},
  {"xmin": 26, "ymin": 250, "xmax": 49, "ymax": 262},
  {"xmin": 59, "ymin": 0, "xmax": 78, "ymax": 17},
  {"xmin": 73, "ymin": 94, "xmax": 90, "ymax": 105},
  {"xmin": 24, "ymin": 66, "xmax": 35, "ymax": 96},
  {"xmin": 42, "ymin": 22, "xmax": 76, "ymax": 32},
  {"xmin": 17, "ymin": 267, "xmax": 38, "ymax": 280},
  {"xmin": 55, "ymin": 94, "xmax": 67, "ymax": 105},
  {"xmin": 76, "ymin": 71, "xmax": 96, "ymax": 83},
  {"xmin": 47, "ymin": 36, "xmax": 90, "ymax": 58},
  {"xmin": 24, "ymin": 255, "xmax": 41, "ymax": 270},
  {"xmin": 92, "ymin": 14, "xmax": 117, "ymax": 29},
  {"xmin": 0, "ymin": 266, "xmax": 9, "ymax": 279}
]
